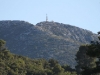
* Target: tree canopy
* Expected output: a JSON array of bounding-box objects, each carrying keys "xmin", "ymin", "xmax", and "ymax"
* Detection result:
[
  {"xmin": 76, "ymin": 32, "xmax": 100, "ymax": 75},
  {"xmin": 0, "ymin": 39, "xmax": 77, "ymax": 75}
]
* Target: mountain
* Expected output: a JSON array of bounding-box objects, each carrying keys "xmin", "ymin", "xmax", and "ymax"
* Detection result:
[{"xmin": 0, "ymin": 20, "xmax": 98, "ymax": 68}]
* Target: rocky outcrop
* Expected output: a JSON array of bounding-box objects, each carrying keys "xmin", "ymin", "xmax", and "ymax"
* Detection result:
[{"xmin": 0, "ymin": 20, "xmax": 98, "ymax": 68}]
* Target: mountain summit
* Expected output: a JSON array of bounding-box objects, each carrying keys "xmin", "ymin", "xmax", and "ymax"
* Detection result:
[{"xmin": 0, "ymin": 20, "xmax": 98, "ymax": 67}]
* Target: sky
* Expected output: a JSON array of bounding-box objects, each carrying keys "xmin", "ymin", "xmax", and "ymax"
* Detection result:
[{"xmin": 0, "ymin": 0, "xmax": 100, "ymax": 33}]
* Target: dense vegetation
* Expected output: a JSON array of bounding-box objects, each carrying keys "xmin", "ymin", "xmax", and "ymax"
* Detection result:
[
  {"xmin": 0, "ymin": 21, "xmax": 100, "ymax": 75},
  {"xmin": 0, "ymin": 21, "xmax": 98, "ymax": 68},
  {"xmin": 75, "ymin": 32, "xmax": 100, "ymax": 75},
  {"xmin": 0, "ymin": 39, "xmax": 77, "ymax": 75},
  {"xmin": 1, "ymin": 35, "xmax": 100, "ymax": 75}
]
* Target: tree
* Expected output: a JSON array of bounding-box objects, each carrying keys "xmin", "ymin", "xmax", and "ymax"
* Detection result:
[
  {"xmin": 53, "ymin": 64, "xmax": 64, "ymax": 75},
  {"xmin": 75, "ymin": 45, "xmax": 96, "ymax": 75},
  {"xmin": 76, "ymin": 32, "xmax": 100, "ymax": 75},
  {"xmin": 0, "ymin": 39, "xmax": 6, "ymax": 51},
  {"xmin": 48, "ymin": 59, "xmax": 58, "ymax": 67},
  {"xmin": 84, "ymin": 32, "xmax": 100, "ymax": 75}
]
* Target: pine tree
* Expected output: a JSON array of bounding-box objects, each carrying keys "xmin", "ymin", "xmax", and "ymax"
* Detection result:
[
  {"xmin": 85, "ymin": 32, "xmax": 100, "ymax": 75},
  {"xmin": 75, "ymin": 45, "xmax": 96, "ymax": 75},
  {"xmin": 0, "ymin": 39, "xmax": 6, "ymax": 51}
]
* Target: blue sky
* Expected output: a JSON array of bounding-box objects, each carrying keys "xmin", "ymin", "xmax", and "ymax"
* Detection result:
[{"xmin": 0, "ymin": 0, "xmax": 100, "ymax": 33}]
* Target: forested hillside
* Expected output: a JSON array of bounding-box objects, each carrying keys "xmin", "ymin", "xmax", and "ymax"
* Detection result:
[
  {"xmin": 0, "ymin": 39, "xmax": 77, "ymax": 75},
  {"xmin": 0, "ymin": 20, "xmax": 98, "ymax": 67}
]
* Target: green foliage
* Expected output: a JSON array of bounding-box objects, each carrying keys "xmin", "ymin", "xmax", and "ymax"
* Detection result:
[
  {"xmin": 0, "ymin": 21, "xmax": 98, "ymax": 68},
  {"xmin": 76, "ymin": 32, "xmax": 100, "ymax": 75},
  {"xmin": 0, "ymin": 39, "xmax": 77, "ymax": 75},
  {"xmin": 83, "ymin": 32, "xmax": 100, "ymax": 75},
  {"xmin": 75, "ymin": 45, "xmax": 96, "ymax": 74},
  {"xmin": 0, "ymin": 39, "xmax": 5, "ymax": 46},
  {"xmin": 0, "ymin": 39, "xmax": 6, "ymax": 51}
]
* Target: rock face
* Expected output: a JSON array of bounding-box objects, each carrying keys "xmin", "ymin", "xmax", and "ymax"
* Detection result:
[{"xmin": 0, "ymin": 20, "xmax": 98, "ymax": 68}]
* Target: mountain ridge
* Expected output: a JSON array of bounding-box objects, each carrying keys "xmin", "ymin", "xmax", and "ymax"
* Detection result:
[{"xmin": 0, "ymin": 20, "xmax": 98, "ymax": 68}]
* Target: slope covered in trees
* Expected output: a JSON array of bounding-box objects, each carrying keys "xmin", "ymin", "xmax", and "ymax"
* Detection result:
[
  {"xmin": 0, "ymin": 20, "xmax": 98, "ymax": 67},
  {"xmin": 75, "ymin": 32, "xmax": 100, "ymax": 75},
  {"xmin": 0, "ymin": 39, "xmax": 77, "ymax": 75}
]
